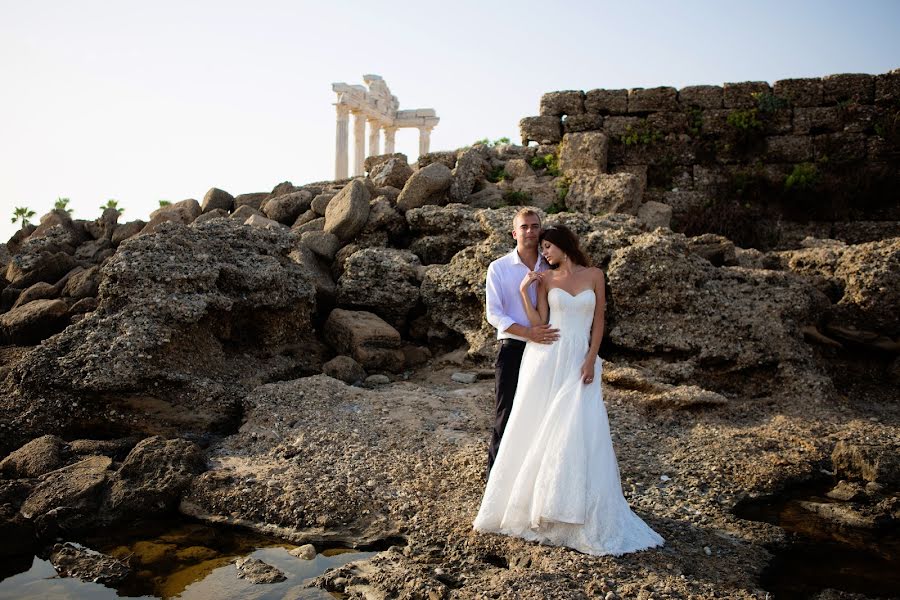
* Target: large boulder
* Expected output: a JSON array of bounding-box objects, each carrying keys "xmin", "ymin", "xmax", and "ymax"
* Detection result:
[
  {"xmin": 11, "ymin": 281, "xmax": 58, "ymax": 310},
  {"xmin": 0, "ymin": 435, "xmax": 67, "ymax": 479},
  {"xmin": 832, "ymin": 441, "xmax": 900, "ymax": 487},
  {"xmin": 148, "ymin": 199, "xmax": 202, "ymax": 225},
  {"xmin": 323, "ymin": 309, "xmax": 404, "ymax": 372},
  {"xmin": 558, "ymin": 131, "xmax": 609, "ymax": 177},
  {"xmin": 105, "ymin": 436, "xmax": 205, "ymax": 518},
  {"xmin": 83, "ymin": 208, "xmax": 121, "ymax": 241},
  {"xmin": 19, "ymin": 455, "xmax": 112, "ymax": 534},
  {"xmin": 5, "ymin": 246, "xmax": 77, "ymax": 289},
  {"xmin": 0, "ymin": 298, "xmax": 69, "ymax": 345},
  {"xmin": 8, "ymin": 219, "xmax": 318, "ymax": 446},
  {"xmin": 565, "ymin": 172, "xmax": 644, "ymax": 215},
  {"xmin": 449, "ymin": 146, "xmax": 490, "ymax": 202},
  {"xmin": 396, "ymin": 163, "xmax": 452, "ymax": 212},
  {"xmin": 61, "ymin": 266, "xmax": 101, "ymax": 300},
  {"xmin": 371, "ymin": 157, "xmax": 413, "ymax": 189},
  {"xmin": 324, "ymin": 179, "xmax": 371, "ymax": 241},
  {"xmin": 337, "ymin": 248, "xmax": 422, "ymax": 325},
  {"xmin": 201, "ymin": 188, "xmax": 234, "ymax": 213},
  {"xmin": 263, "ymin": 191, "xmax": 313, "ymax": 225}
]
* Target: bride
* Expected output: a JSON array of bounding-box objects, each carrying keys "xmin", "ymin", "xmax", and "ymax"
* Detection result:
[{"xmin": 473, "ymin": 224, "xmax": 664, "ymax": 556}]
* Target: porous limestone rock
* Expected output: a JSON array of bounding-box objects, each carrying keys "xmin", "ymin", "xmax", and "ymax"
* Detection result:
[
  {"xmin": 201, "ymin": 188, "xmax": 234, "ymax": 214},
  {"xmin": 0, "ymin": 298, "xmax": 69, "ymax": 345},
  {"xmin": 396, "ymin": 163, "xmax": 452, "ymax": 212},
  {"xmin": 449, "ymin": 146, "xmax": 490, "ymax": 203},
  {"xmin": 0, "ymin": 435, "xmax": 67, "ymax": 479},
  {"xmin": 337, "ymin": 248, "xmax": 422, "ymax": 325},
  {"xmin": 322, "ymin": 355, "xmax": 367, "ymax": 384},
  {"xmin": 262, "ymin": 191, "xmax": 313, "ymax": 225},
  {"xmin": 323, "ymin": 309, "xmax": 404, "ymax": 372},
  {"xmin": 371, "ymin": 157, "xmax": 413, "ymax": 189},
  {"xmin": 558, "ymin": 131, "xmax": 609, "ymax": 176},
  {"xmin": 565, "ymin": 172, "xmax": 644, "ymax": 215},
  {"xmin": 324, "ymin": 179, "xmax": 371, "ymax": 241}
]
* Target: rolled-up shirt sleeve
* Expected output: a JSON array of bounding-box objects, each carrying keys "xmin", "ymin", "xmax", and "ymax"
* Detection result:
[{"xmin": 485, "ymin": 263, "xmax": 516, "ymax": 334}]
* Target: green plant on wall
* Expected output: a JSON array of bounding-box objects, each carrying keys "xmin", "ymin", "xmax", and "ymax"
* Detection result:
[
  {"xmin": 487, "ymin": 166, "xmax": 508, "ymax": 183},
  {"xmin": 686, "ymin": 106, "xmax": 703, "ymax": 137},
  {"xmin": 784, "ymin": 162, "xmax": 820, "ymax": 191},
  {"xmin": 752, "ymin": 92, "xmax": 788, "ymax": 114},
  {"xmin": 622, "ymin": 119, "xmax": 662, "ymax": 145},
  {"xmin": 158, "ymin": 199, "xmax": 172, "ymax": 207},
  {"xmin": 555, "ymin": 176, "xmax": 571, "ymax": 202},
  {"xmin": 501, "ymin": 190, "xmax": 533, "ymax": 206},
  {"xmin": 726, "ymin": 109, "xmax": 763, "ymax": 132},
  {"xmin": 529, "ymin": 153, "xmax": 560, "ymax": 177}
]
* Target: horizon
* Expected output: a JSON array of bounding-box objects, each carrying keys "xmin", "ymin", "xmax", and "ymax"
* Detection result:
[{"xmin": 2, "ymin": 0, "xmax": 899, "ymax": 242}]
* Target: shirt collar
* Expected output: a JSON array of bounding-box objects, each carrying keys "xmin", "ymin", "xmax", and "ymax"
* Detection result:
[{"xmin": 510, "ymin": 249, "xmax": 548, "ymax": 270}]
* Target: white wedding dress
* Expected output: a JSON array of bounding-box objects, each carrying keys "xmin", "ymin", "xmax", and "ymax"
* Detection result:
[{"xmin": 474, "ymin": 288, "xmax": 664, "ymax": 556}]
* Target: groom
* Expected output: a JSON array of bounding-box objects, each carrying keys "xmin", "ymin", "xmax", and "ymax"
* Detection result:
[{"xmin": 484, "ymin": 208, "xmax": 559, "ymax": 473}]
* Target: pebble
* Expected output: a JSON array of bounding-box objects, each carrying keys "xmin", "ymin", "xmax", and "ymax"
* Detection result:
[
  {"xmin": 451, "ymin": 372, "xmax": 477, "ymax": 384},
  {"xmin": 703, "ymin": 546, "xmax": 712, "ymax": 556},
  {"xmin": 289, "ymin": 544, "xmax": 316, "ymax": 560},
  {"xmin": 660, "ymin": 475, "xmax": 671, "ymax": 482},
  {"xmin": 366, "ymin": 374, "xmax": 391, "ymax": 385}
]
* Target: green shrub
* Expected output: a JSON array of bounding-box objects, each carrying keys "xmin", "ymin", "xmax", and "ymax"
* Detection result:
[
  {"xmin": 726, "ymin": 109, "xmax": 762, "ymax": 132},
  {"xmin": 752, "ymin": 92, "xmax": 788, "ymax": 113},
  {"xmin": 622, "ymin": 119, "xmax": 662, "ymax": 145},
  {"xmin": 158, "ymin": 200, "xmax": 172, "ymax": 207},
  {"xmin": 502, "ymin": 190, "xmax": 532, "ymax": 205},
  {"xmin": 545, "ymin": 202, "xmax": 566, "ymax": 215},
  {"xmin": 54, "ymin": 197, "xmax": 73, "ymax": 214},
  {"xmin": 529, "ymin": 153, "xmax": 560, "ymax": 177},
  {"xmin": 784, "ymin": 163, "xmax": 819, "ymax": 191},
  {"xmin": 487, "ymin": 167, "xmax": 508, "ymax": 183},
  {"xmin": 555, "ymin": 176, "xmax": 571, "ymax": 202},
  {"xmin": 686, "ymin": 106, "xmax": 703, "ymax": 137}
]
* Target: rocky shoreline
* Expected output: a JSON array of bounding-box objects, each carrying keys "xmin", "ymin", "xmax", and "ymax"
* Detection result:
[{"xmin": 1, "ymin": 129, "xmax": 898, "ymax": 598}]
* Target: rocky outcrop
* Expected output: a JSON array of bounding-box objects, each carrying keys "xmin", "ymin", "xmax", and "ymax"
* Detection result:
[
  {"xmin": 397, "ymin": 163, "xmax": 452, "ymax": 212},
  {"xmin": 323, "ymin": 309, "xmax": 404, "ymax": 372},
  {"xmin": 0, "ymin": 298, "xmax": 69, "ymax": 345},
  {"xmin": 50, "ymin": 543, "xmax": 130, "ymax": 585},
  {"xmin": 336, "ymin": 248, "xmax": 422, "ymax": 325},
  {"xmin": 324, "ymin": 179, "xmax": 371, "ymax": 241},
  {"xmin": 7, "ymin": 219, "xmax": 318, "ymax": 446}
]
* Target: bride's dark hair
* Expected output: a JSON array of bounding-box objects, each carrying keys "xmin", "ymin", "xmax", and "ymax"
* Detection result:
[{"xmin": 540, "ymin": 225, "xmax": 591, "ymax": 267}]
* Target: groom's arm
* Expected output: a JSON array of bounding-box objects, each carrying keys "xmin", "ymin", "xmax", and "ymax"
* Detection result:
[{"xmin": 485, "ymin": 262, "xmax": 517, "ymax": 334}]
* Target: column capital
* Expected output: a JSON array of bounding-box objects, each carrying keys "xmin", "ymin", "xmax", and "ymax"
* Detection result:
[{"xmin": 335, "ymin": 103, "xmax": 351, "ymax": 117}]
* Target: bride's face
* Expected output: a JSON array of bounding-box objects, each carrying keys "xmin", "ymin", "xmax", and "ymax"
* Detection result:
[{"xmin": 541, "ymin": 240, "xmax": 565, "ymax": 265}]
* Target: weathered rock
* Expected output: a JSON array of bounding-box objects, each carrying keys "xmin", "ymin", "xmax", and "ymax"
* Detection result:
[
  {"xmin": 678, "ymin": 85, "xmax": 724, "ymax": 109},
  {"xmin": 686, "ymin": 234, "xmax": 737, "ymax": 267},
  {"xmin": 244, "ymin": 214, "xmax": 286, "ymax": 230},
  {"xmin": 288, "ymin": 245, "xmax": 335, "ymax": 306},
  {"xmin": 201, "ymin": 188, "xmax": 234, "ymax": 214},
  {"xmin": 323, "ymin": 309, "xmax": 404, "ymax": 372},
  {"xmin": 540, "ymin": 90, "xmax": 585, "ymax": 116},
  {"xmin": 262, "ymin": 191, "xmax": 313, "ymax": 225},
  {"xmin": 449, "ymin": 146, "xmax": 490, "ymax": 203},
  {"xmin": 233, "ymin": 192, "xmax": 269, "ymax": 211},
  {"xmin": 83, "ymin": 208, "xmax": 121, "ymax": 241},
  {"xmin": 558, "ymin": 132, "xmax": 609, "ymax": 177},
  {"xmin": 723, "ymin": 81, "xmax": 771, "ymax": 108},
  {"xmin": 337, "ymin": 248, "xmax": 421, "ymax": 325},
  {"xmin": 61, "ymin": 266, "xmax": 100, "ymax": 299},
  {"xmin": 230, "ymin": 205, "xmax": 263, "ymax": 222},
  {"xmin": 565, "ymin": 172, "xmax": 644, "ymax": 215},
  {"xmin": 503, "ymin": 159, "xmax": 535, "ymax": 180},
  {"xmin": 311, "ymin": 192, "xmax": 336, "ymax": 216},
  {"xmin": 323, "ymin": 355, "xmax": 367, "ymax": 384},
  {"xmin": 637, "ymin": 201, "xmax": 672, "ymax": 230},
  {"xmin": 628, "ymin": 87, "xmax": 678, "ymax": 112},
  {"xmin": 519, "ymin": 116, "xmax": 562, "ymax": 145},
  {"xmin": 105, "ymin": 436, "xmax": 205, "ymax": 518},
  {"xmin": 362, "ymin": 196, "xmax": 406, "ymax": 239},
  {"xmin": 301, "ymin": 231, "xmax": 341, "ymax": 261},
  {"xmin": 499, "ymin": 176, "xmax": 559, "ymax": 211},
  {"xmin": 416, "ymin": 151, "xmax": 456, "ymax": 170},
  {"xmin": 235, "ymin": 556, "xmax": 286, "ymax": 584},
  {"xmin": 11, "ymin": 281, "xmax": 58, "ymax": 310},
  {"xmin": 289, "ymin": 543, "xmax": 317, "ymax": 560},
  {"xmin": 193, "ymin": 209, "xmax": 229, "ymax": 224},
  {"xmin": 74, "ymin": 238, "xmax": 113, "ymax": 263},
  {"xmin": 0, "ymin": 298, "xmax": 69, "ymax": 345},
  {"xmin": 324, "ymin": 179, "xmax": 371, "ymax": 241},
  {"xmin": 397, "ymin": 163, "xmax": 452, "ymax": 212},
  {"xmin": 49, "ymin": 543, "xmax": 130, "ymax": 585},
  {"xmin": 607, "ymin": 230, "xmax": 829, "ymax": 377},
  {"xmin": 371, "ymin": 157, "xmax": 414, "ymax": 189},
  {"xmin": 5, "ymin": 250, "xmax": 77, "ymax": 289},
  {"xmin": 295, "ymin": 216, "xmax": 325, "ymax": 234},
  {"xmin": 149, "ymin": 199, "xmax": 202, "ymax": 225},
  {"xmin": 365, "ymin": 152, "xmax": 408, "ymax": 174},
  {"xmin": 0, "ymin": 435, "xmax": 67, "ymax": 479},
  {"xmin": 832, "ymin": 441, "xmax": 900, "ymax": 487},
  {"xmin": 111, "ymin": 220, "xmax": 146, "ymax": 245},
  {"xmin": 20, "ymin": 455, "xmax": 112, "ymax": 523},
  {"xmin": 69, "ymin": 297, "xmax": 99, "ymax": 316},
  {"xmin": 9, "ymin": 219, "xmax": 318, "ymax": 446}
]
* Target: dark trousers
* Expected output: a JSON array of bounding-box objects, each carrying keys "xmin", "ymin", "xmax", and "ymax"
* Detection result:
[{"xmin": 488, "ymin": 339, "xmax": 526, "ymax": 473}]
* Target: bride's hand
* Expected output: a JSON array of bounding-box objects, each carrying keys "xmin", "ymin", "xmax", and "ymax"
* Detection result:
[
  {"xmin": 519, "ymin": 271, "xmax": 542, "ymax": 294},
  {"xmin": 580, "ymin": 359, "xmax": 595, "ymax": 385}
]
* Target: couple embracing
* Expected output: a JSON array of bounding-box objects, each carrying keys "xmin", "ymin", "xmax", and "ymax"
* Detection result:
[{"xmin": 472, "ymin": 208, "xmax": 663, "ymax": 557}]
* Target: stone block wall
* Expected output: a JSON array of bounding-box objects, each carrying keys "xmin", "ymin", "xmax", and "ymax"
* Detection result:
[{"xmin": 521, "ymin": 69, "xmax": 900, "ymax": 248}]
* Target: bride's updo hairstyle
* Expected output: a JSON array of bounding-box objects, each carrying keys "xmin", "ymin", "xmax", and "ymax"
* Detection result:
[{"xmin": 540, "ymin": 225, "xmax": 591, "ymax": 267}]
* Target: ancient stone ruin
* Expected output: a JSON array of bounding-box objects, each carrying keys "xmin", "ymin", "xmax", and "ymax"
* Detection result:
[
  {"xmin": 0, "ymin": 68, "xmax": 898, "ymax": 599},
  {"xmin": 333, "ymin": 74, "xmax": 440, "ymax": 179}
]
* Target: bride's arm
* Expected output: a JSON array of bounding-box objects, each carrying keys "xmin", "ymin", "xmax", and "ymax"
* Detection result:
[
  {"xmin": 580, "ymin": 269, "xmax": 606, "ymax": 383},
  {"xmin": 519, "ymin": 271, "xmax": 549, "ymax": 326}
]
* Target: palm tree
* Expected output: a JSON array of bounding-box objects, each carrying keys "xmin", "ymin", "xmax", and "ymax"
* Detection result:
[
  {"xmin": 11, "ymin": 207, "xmax": 36, "ymax": 228},
  {"xmin": 100, "ymin": 199, "xmax": 123, "ymax": 214},
  {"xmin": 55, "ymin": 197, "xmax": 73, "ymax": 214}
]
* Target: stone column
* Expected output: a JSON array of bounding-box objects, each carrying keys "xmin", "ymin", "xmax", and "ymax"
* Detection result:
[
  {"xmin": 367, "ymin": 119, "xmax": 381, "ymax": 159},
  {"xmin": 418, "ymin": 126, "xmax": 433, "ymax": 157},
  {"xmin": 334, "ymin": 104, "xmax": 350, "ymax": 180},
  {"xmin": 383, "ymin": 127, "xmax": 397, "ymax": 154},
  {"xmin": 352, "ymin": 111, "xmax": 366, "ymax": 177}
]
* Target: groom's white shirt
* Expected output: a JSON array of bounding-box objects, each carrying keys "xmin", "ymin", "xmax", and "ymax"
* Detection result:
[{"xmin": 485, "ymin": 249, "xmax": 550, "ymax": 342}]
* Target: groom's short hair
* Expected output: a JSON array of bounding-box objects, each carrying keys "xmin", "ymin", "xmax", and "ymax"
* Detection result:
[{"xmin": 512, "ymin": 208, "xmax": 541, "ymax": 229}]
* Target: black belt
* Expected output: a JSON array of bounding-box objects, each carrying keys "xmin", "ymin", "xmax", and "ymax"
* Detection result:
[{"xmin": 500, "ymin": 339, "xmax": 526, "ymax": 349}]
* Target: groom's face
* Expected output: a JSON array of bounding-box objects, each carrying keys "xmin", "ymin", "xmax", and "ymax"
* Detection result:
[{"xmin": 512, "ymin": 214, "xmax": 542, "ymax": 250}]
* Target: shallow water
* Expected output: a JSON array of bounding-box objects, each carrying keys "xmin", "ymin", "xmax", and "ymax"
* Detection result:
[
  {"xmin": 733, "ymin": 478, "xmax": 900, "ymax": 599},
  {"xmin": 0, "ymin": 520, "xmax": 375, "ymax": 600}
]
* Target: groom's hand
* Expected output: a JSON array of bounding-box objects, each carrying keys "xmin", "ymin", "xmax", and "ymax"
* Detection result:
[{"xmin": 528, "ymin": 324, "xmax": 559, "ymax": 344}]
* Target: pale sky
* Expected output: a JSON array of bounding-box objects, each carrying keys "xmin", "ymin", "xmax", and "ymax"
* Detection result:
[{"xmin": 1, "ymin": 0, "xmax": 898, "ymax": 242}]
